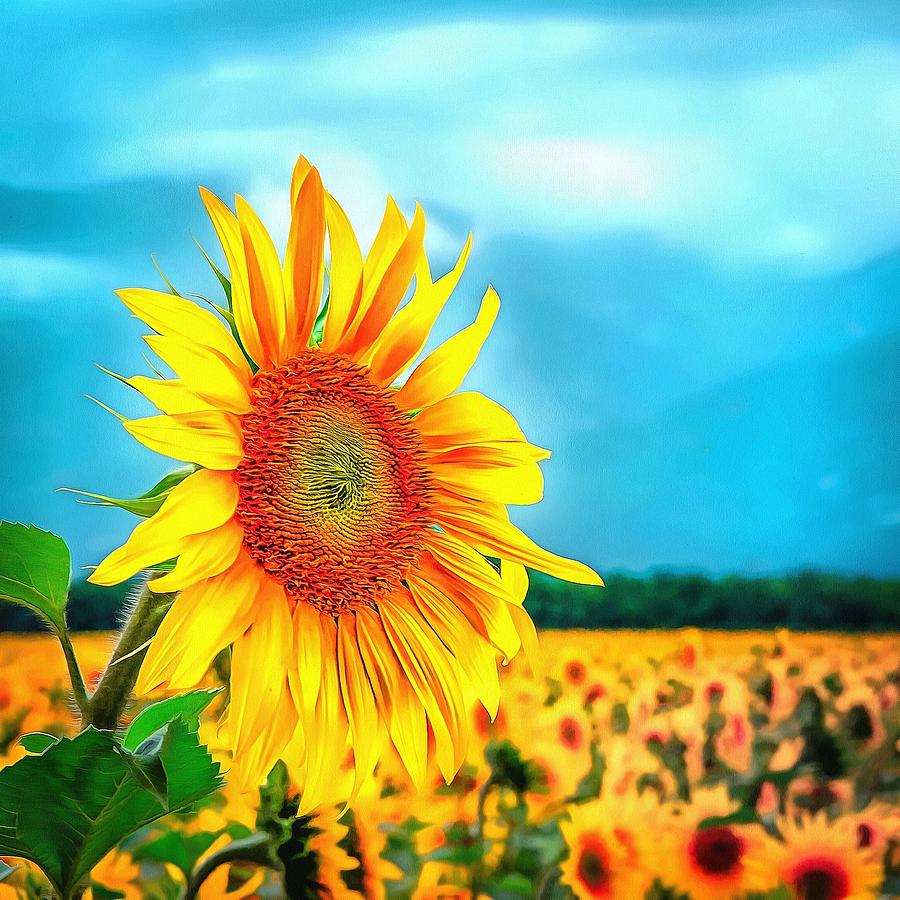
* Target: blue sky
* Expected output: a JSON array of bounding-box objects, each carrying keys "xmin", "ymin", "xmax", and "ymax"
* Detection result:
[{"xmin": 1, "ymin": 1, "xmax": 898, "ymax": 576}]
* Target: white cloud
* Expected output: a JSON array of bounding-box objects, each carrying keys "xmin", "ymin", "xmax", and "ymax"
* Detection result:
[{"xmin": 68, "ymin": 14, "xmax": 900, "ymax": 277}]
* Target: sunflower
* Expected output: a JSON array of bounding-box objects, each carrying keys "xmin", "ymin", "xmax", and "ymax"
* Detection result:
[
  {"xmin": 87, "ymin": 156, "xmax": 601, "ymax": 808},
  {"xmin": 659, "ymin": 785, "xmax": 765, "ymax": 900},
  {"xmin": 558, "ymin": 792, "xmax": 658, "ymax": 898},
  {"xmin": 744, "ymin": 812, "xmax": 884, "ymax": 900}
]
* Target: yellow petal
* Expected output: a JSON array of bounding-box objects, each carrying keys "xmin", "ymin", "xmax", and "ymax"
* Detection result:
[
  {"xmin": 199, "ymin": 186, "xmax": 265, "ymax": 366},
  {"xmin": 428, "ymin": 458, "xmax": 544, "ymax": 505},
  {"xmin": 379, "ymin": 592, "xmax": 468, "ymax": 783},
  {"xmin": 289, "ymin": 154, "xmax": 312, "ymax": 207},
  {"xmin": 421, "ymin": 531, "xmax": 521, "ymax": 658},
  {"xmin": 143, "ymin": 334, "xmax": 251, "ymax": 415},
  {"xmin": 368, "ymin": 234, "xmax": 472, "ymax": 385},
  {"xmin": 362, "ymin": 197, "xmax": 408, "ymax": 297},
  {"xmin": 230, "ymin": 585, "xmax": 293, "ymax": 757},
  {"xmin": 236, "ymin": 194, "xmax": 287, "ymax": 367},
  {"xmin": 114, "ymin": 287, "xmax": 250, "ymax": 376},
  {"xmin": 414, "ymin": 391, "xmax": 527, "ymax": 450},
  {"xmin": 509, "ymin": 602, "xmax": 541, "ymax": 677},
  {"xmin": 147, "ymin": 518, "xmax": 244, "ymax": 593},
  {"xmin": 356, "ymin": 607, "xmax": 427, "ymax": 788},
  {"xmin": 500, "ymin": 561, "xmax": 541, "ymax": 674},
  {"xmin": 297, "ymin": 615, "xmax": 350, "ymax": 816},
  {"xmin": 123, "ymin": 376, "xmax": 214, "ymax": 415},
  {"xmin": 321, "ymin": 193, "xmax": 363, "ymax": 351},
  {"xmin": 500, "ymin": 560, "xmax": 529, "ymax": 605},
  {"xmin": 433, "ymin": 493, "xmax": 603, "ymax": 586},
  {"xmin": 136, "ymin": 553, "xmax": 263, "ymax": 693},
  {"xmin": 407, "ymin": 574, "xmax": 501, "ymax": 719},
  {"xmin": 288, "ymin": 602, "xmax": 322, "ymax": 720},
  {"xmin": 89, "ymin": 468, "xmax": 238, "ymax": 586},
  {"xmin": 396, "ymin": 286, "xmax": 499, "ymax": 411},
  {"xmin": 337, "ymin": 614, "xmax": 381, "ymax": 801},
  {"xmin": 284, "ymin": 166, "xmax": 326, "ymax": 353},
  {"xmin": 429, "ymin": 442, "xmax": 550, "ymax": 470},
  {"xmin": 235, "ymin": 675, "xmax": 297, "ymax": 793},
  {"xmin": 347, "ymin": 204, "xmax": 426, "ymax": 359},
  {"xmin": 124, "ymin": 409, "xmax": 243, "ymax": 470}
]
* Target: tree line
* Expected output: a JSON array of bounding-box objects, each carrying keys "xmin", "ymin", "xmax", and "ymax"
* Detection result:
[{"xmin": 0, "ymin": 570, "xmax": 897, "ymax": 632}]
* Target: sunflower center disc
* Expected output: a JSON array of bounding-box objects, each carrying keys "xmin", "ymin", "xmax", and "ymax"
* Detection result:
[
  {"xmin": 576, "ymin": 839, "xmax": 611, "ymax": 895},
  {"xmin": 235, "ymin": 352, "xmax": 433, "ymax": 613}
]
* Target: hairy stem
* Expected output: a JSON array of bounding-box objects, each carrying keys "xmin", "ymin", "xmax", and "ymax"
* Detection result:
[
  {"xmin": 86, "ymin": 583, "xmax": 175, "ymax": 731},
  {"xmin": 182, "ymin": 832, "xmax": 274, "ymax": 900},
  {"xmin": 54, "ymin": 625, "xmax": 90, "ymax": 725}
]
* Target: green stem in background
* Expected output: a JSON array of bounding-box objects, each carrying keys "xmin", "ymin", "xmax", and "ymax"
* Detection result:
[
  {"xmin": 469, "ymin": 774, "xmax": 496, "ymax": 895},
  {"xmin": 182, "ymin": 832, "xmax": 274, "ymax": 900},
  {"xmin": 86, "ymin": 583, "xmax": 175, "ymax": 732},
  {"xmin": 53, "ymin": 625, "xmax": 90, "ymax": 725}
]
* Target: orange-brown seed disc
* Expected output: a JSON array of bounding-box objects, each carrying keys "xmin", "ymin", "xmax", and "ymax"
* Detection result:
[{"xmin": 235, "ymin": 352, "xmax": 433, "ymax": 613}]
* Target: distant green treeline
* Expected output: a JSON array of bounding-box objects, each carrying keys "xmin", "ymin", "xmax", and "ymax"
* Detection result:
[
  {"xmin": 526, "ymin": 570, "xmax": 900, "ymax": 631},
  {"xmin": 1, "ymin": 570, "xmax": 897, "ymax": 632}
]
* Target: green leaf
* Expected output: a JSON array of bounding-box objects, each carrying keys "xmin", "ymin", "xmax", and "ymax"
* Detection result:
[
  {"xmin": 698, "ymin": 806, "xmax": 761, "ymax": 830},
  {"xmin": 123, "ymin": 688, "xmax": 223, "ymax": 751},
  {"xmin": 0, "ymin": 721, "xmax": 222, "ymax": 898},
  {"xmin": 89, "ymin": 882, "xmax": 126, "ymax": 900},
  {"xmin": 17, "ymin": 732, "xmax": 59, "ymax": 754},
  {"xmin": 60, "ymin": 467, "xmax": 196, "ymax": 518},
  {"xmin": 133, "ymin": 830, "xmax": 223, "ymax": 879},
  {"xmin": 0, "ymin": 522, "xmax": 70, "ymax": 631}
]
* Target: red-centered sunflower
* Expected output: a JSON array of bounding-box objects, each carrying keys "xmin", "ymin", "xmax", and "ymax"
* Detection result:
[
  {"xmin": 659, "ymin": 785, "xmax": 765, "ymax": 900},
  {"xmin": 558, "ymin": 793, "xmax": 658, "ymax": 898},
  {"xmin": 744, "ymin": 812, "xmax": 884, "ymax": 900},
  {"xmin": 87, "ymin": 156, "xmax": 602, "ymax": 810}
]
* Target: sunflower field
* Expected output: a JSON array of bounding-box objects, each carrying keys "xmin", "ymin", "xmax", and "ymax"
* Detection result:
[
  {"xmin": 0, "ymin": 627, "xmax": 896, "ymax": 899},
  {"xmin": 1, "ymin": 157, "xmax": 898, "ymax": 900}
]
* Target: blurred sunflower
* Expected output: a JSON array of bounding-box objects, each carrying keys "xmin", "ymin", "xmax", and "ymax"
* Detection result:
[
  {"xmin": 558, "ymin": 793, "xmax": 658, "ymax": 898},
  {"xmin": 659, "ymin": 785, "xmax": 764, "ymax": 900},
  {"xmin": 745, "ymin": 812, "xmax": 884, "ymax": 900},
  {"xmin": 87, "ymin": 156, "xmax": 601, "ymax": 807}
]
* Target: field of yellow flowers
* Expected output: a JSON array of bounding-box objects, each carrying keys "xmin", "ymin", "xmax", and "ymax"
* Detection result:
[{"xmin": 0, "ymin": 628, "xmax": 896, "ymax": 899}]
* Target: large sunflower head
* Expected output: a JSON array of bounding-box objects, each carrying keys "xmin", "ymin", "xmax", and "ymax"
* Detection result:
[{"xmin": 87, "ymin": 156, "xmax": 602, "ymax": 810}]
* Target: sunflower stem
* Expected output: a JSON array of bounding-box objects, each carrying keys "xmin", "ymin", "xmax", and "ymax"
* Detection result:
[
  {"xmin": 85, "ymin": 582, "xmax": 175, "ymax": 732},
  {"xmin": 181, "ymin": 831, "xmax": 274, "ymax": 899},
  {"xmin": 54, "ymin": 624, "xmax": 90, "ymax": 726}
]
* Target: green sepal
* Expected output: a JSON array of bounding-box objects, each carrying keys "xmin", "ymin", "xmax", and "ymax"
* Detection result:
[
  {"xmin": 150, "ymin": 254, "xmax": 181, "ymax": 296},
  {"xmin": 310, "ymin": 296, "xmax": 330, "ymax": 346},
  {"xmin": 60, "ymin": 467, "xmax": 197, "ymax": 518},
  {"xmin": 193, "ymin": 235, "xmax": 232, "ymax": 305}
]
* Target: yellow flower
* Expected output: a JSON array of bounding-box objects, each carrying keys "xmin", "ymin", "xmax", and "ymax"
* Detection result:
[
  {"xmin": 558, "ymin": 792, "xmax": 659, "ymax": 898},
  {"xmin": 87, "ymin": 156, "xmax": 601, "ymax": 808},
  {"xmin": 744, "ymin": 812, "xmax": 884, "ymax": 900},
  {"xmin": 658, "ymin": 785, "xmax": 765, "ymax": 900},
  {"xmin": 85, "ymin": 850, "xmax": 141, "ymax": 900}
]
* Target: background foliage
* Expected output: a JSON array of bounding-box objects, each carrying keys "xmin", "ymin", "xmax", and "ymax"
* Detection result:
[{"xmin": 1, "ymin": 571, "xmax": 897, "ymax": 634}]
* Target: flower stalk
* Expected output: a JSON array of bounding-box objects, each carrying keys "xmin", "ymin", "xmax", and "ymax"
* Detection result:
[{"xmin": 85, "ymin": 582, "xmax": 175, "ymax": 731}]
